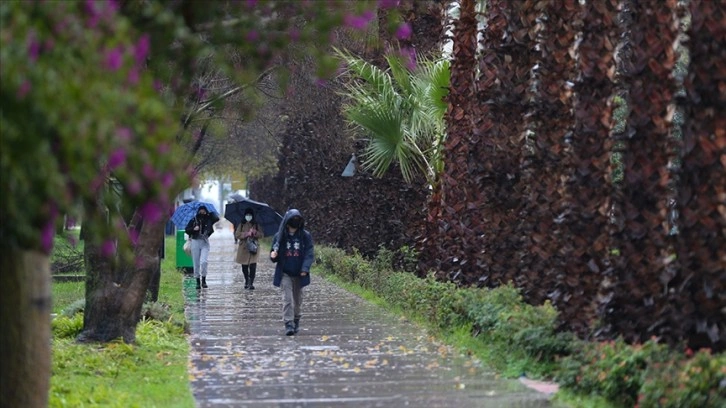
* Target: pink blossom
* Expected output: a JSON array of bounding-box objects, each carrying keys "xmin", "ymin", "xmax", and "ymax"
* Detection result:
[
  {"xmin": 288, "ymin": 27, "xmax": 300, "ymax": 42},
  {"xmin": 90, "ymin": 174, "xmax": 107, "ymax": 193},
  {"xmin": 127, "ymin": 68, "xmax": 139, "ymax": 85},
  {"xmin": 101, "ymin": 240, "xmax": 116, "ymax": 257},
  {"xmin": 135, "ymin": 34, "xmax": 150, "ymax": 66},
  {"xmin": 143, "ymin": 163, "xmax": 156, "ymax": 179},
  {"xmin": 140, "ymin": 202, "xmax": 163, "ymax": 223},
  {"xmin": 344, "ymin": 11, "xmax": 374, "ymax": 30},
  {"xmin": 28, "ymin": 37, "xmax": 41, "ymax": 62},
  {"xmin": 116, "ymin": 127, "xmax": 133, "ymax": 141},
  {"xmin": 41, "ymin": 221, "xmax": 55, "ymax": 253},
  {"xmin": 157, "ymin": 143, "xmax": 170, "ymax": 154},
  {"xmin": 161, "ymin": 172, "xmax": 175, "ymax": 188},
  {"xmin": 85, "ymin": 0, "xmax": 100, "ymax": 28},
  {"xmin": 395, "ymin": 23, "xmax": 412, "ymax": 40},
  {"xmin": 127, "ymin": 178, "xmax": 142, "ymax": 195},
  {"xmin": 246, "ymin": 0, "xmax": 258, "ymax": 7},
  {"xmin": 401, "ymin": 47, "xmax": 416, "ymax": 70},
  {"xmin": 246, "ymin": 30, "xmax": 259, "ymax": 42},
  {"xmin": 378, "ymin": 0, "xmax": 399, "ymax": 9},
  {"xmin": 104, "ymin": 47, "xmax": 124, "ymax": 71},
  {"xmin": 108, "ymin": 148, "xmax": 126, "ymax": 169},
  {"xmin": 17, "ymin": 80, "xmax": 31, "ymax": 99}
]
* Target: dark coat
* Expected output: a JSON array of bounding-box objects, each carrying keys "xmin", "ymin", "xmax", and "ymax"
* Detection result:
[
  {"xmin": 271, "ymin": 208, "xmax": 314, "ymax": 288},
  {"xmin": 184, "ymin": 209, "xmax": 219, "ymax": 240}
]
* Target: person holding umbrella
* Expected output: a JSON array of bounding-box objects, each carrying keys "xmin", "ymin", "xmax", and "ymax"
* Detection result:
[
  {"xmin": 234, "ymin": 208, "xmax": 263, "ymax": 289},
  {"xmin": 270, "ymin": 209, "xmax": 314, "ymax": 336},
  {"xmin": 185, "ymin": 205, "xmax": 219, "ymax": 289}
]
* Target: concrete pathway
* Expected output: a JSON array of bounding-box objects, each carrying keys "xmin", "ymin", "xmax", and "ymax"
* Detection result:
[{"xmin": 185, "ymin": 227, "xmax": 555, "ymax": 407}]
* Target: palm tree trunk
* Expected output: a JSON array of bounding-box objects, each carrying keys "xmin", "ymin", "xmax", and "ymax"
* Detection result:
[
  {"xmin": 676, "ymin": 0, "xmax": 726, "ymax": 350},
  {"xmin": 561, "ymin": 0, "xmax": 619, "ymax": 335}
]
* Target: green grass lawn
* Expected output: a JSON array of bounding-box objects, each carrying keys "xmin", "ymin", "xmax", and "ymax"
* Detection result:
[{"xmin": 49, "ymin": 235, "xmax": 194, "ymax": 408}]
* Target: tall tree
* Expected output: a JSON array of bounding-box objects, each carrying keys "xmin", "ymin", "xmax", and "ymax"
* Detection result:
[
  {"xmin": 1, "ymin": 2, "xmax": 187, "ymax": 405},
  {"xmin": 1, "ymin": 0, "xmax": 389, "ymax": 405}
]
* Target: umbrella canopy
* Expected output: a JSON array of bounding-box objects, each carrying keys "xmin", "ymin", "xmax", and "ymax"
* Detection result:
[
  {"xmin": 230, "ymin": 193, "xmax": 246, "ymax": 202},
  {"xmin": 225, "ymin": 198, "xmax": 282, "ymax": 236},
  {"xmin": 170, "ymin": 201, "xmax": 220, "ymax": 229}
]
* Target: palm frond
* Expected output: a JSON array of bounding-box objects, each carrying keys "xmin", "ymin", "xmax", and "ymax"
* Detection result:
[{"xmin": 385, "ymin": 54, "xmax": 413, "ymax": 96}]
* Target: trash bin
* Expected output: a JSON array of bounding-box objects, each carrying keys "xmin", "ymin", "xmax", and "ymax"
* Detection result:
[{"xmin": 176, "ymin": 230, "xmax": 193, "ymax": 274}]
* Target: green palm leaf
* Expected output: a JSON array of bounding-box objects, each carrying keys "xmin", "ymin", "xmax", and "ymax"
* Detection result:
[{"xmin": 337, "ymin": 48, "xmax": 449, "ymax": 185}]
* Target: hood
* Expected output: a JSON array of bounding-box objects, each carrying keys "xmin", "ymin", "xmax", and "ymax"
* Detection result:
[
  {"xmin": 282, "ymin": 208, "xmax": 304, "ymax": 229},
  {"xmin": 276, "ymin": 208, "xmax": 305, "ymax": 239}
]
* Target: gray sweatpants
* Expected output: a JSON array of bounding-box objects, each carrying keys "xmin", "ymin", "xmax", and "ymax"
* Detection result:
[
  {"xmin": 190, "ymin": 238, "xmax": 210, "ymax": 278},
  {"xmin": 281, "ymin": 274, "xmax": 303, "ymax": 323}
]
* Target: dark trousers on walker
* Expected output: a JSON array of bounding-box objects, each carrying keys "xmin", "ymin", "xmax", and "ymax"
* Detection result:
[
  {"xmin": 242, "ymin": 263, "xmax": 256, "ymax": 289},
  {"xmin": 281, "ymin": 274, "xmax": 302, "ymax": 334}
]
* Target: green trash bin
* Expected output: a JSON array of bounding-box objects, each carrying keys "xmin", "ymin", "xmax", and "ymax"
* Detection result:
[{"xmin": 176, "ymin": 230, "xmax": 193, "ymax": 274}]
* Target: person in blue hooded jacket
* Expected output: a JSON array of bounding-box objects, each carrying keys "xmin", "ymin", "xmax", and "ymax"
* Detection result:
[{"xmin": 270, "ymin": 208, "xmax": 314, "ymax": 336}]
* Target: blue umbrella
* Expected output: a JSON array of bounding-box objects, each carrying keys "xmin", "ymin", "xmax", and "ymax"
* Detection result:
[
  {"xmin": 224, "ymin": 198, "xmax": 282, "ymax": 236},
  {"xmin": 171, "ymin": 201, "xmax": 220, "ymax": 229}
]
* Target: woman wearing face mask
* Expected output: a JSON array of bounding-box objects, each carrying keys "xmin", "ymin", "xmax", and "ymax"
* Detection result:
[
  {"xmin": 185, "ymin": 205, "xmax": 219, "ymax": 289},
  {"xmin": 235, "ymin": 209, "xmax": 263, "ymax": 289}
]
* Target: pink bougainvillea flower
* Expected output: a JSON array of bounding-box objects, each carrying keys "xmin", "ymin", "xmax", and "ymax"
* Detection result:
[
  {"xmin": 246, "ymin": 30, "xmax": 259, "ymax": 42},
  {"xmin": 126, "ymin": 178, "xmax": 142, "ymax": 195},
  {"xmin": 104, "ymin": 47, "xmax": 124, "ymax": 71},
  {"xmin": 344, "ymin": 12, "xmax": 374, "ymax": 30},
  {"xmin": 89, "ymin": 173, "xmax": 107, "ymax": 193},
  {"xmin": 288, "ymin": 27, "xmax": 300, "ymax": 42},
  {"xmin": 28, "ymin": 36, "xmax": 41, "ymax": 62},
  {"xmin": 127, "ymin": 68, "xmax": 139, "ymax": 85},
  {"xmin": 140, "ymin": 202, "xmax": 163, "ymax": 223},
  {"xmin": 41, "ymin": 220, "xmax": 55, "ymax": 253},
  {"xmin": 108, "ymin": 148, "xmax": 126, "ymax": 169},
  {"xmin": 395, "ymin": 23, "xmax": 412, "ymax": 40},
  {"xmin": 116, "ymin": 127, "xmax": 133, "ymax": 141},
  {"xmin": 135, "ymin": 34, "xmax": 150, "ymax": 66},
  {"xmin": 142, "ymin": 163, "xmax": 156, "ymax": 179},
  {"xmin": 378, "ymin": 0, "xmax": 399, "ymax": 9},
  {"xmin": 246, "ymin": 0, "xmax": 258, "ymax": 7},
  {"xmin": 101, "ymin": 240, "xmax": 116, "ymax": 257},
  {"xmin": 157, "ymin": 142, "xmax": 170, "ymax": 154},
  {"xmin": 17, "ymin": 80, "xmax": 31, "ymax": 99},
  {"xmin": 85, "ymin": 0, "xmax": 100, "ymax": 27},
  {"xmin": 161, "ymin": 172, "xmax": 175, "ymax": 188},
  {"xmin": 401, "ymin": 47, "xmax": 416, "ymax": 70}
]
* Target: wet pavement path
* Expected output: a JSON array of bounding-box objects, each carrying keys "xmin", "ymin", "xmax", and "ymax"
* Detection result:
[{"xmin": 185, "ymin": 227, "xmax": 554, "ymax": 407}]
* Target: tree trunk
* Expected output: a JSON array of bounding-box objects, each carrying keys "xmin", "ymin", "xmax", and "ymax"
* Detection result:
[
  {"xmin": 0, "ymin": 250, "xmax": 51, "ymax": 408},
  {"xmin": 78, "ymin": 205, "xmax": 165, "ymax": 344}
]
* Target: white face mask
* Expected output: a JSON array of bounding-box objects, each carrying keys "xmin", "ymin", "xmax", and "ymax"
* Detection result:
[{"xmin": 245, "ymin": 215, "xmax": 253, "ymax": 222}]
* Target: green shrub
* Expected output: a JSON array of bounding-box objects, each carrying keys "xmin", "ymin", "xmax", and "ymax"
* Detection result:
[
  {"xmin": 52, "ymin": 314, "xmax": 84, "ymax": 339},
  {"xmin": 314, "ymin": 244, "xmax": 725, "ymax": 407},
  {"xmin": 557, "ymin": 338, "xmax": 673, "ymax": 407},
  {"xmin": 637, "ymin": 348, "xmax": 726, "ymax": 408}
]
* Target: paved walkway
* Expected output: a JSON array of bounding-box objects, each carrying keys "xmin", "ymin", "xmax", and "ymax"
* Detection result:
[{"xmin": 185, "ymin": 227, "xmax": 555, "ymax": 407}]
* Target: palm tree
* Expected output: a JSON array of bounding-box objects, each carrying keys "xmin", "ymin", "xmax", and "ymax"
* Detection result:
[{"xmin": 336, "ymin": 49, "xmax": 450, "ymax": 186}]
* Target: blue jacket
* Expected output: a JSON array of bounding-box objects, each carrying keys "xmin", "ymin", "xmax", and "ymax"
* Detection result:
[{"xmin": 271, "ymin": 209, "xmax": 314, "ymax": 287}]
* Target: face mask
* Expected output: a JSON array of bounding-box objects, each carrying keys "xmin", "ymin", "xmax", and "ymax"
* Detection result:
[
  {"xmin": 245, "ymin": 215, "xmax": 253, "ymax": 222},
  {"xmin": 288, "ymin": 218, "xmax": 302, "ymax": 229}
]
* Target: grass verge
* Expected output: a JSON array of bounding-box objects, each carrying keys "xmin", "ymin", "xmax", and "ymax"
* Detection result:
[{"xmin": 49, "ymin": 235, "xmax": 194, "ymax": 408}]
